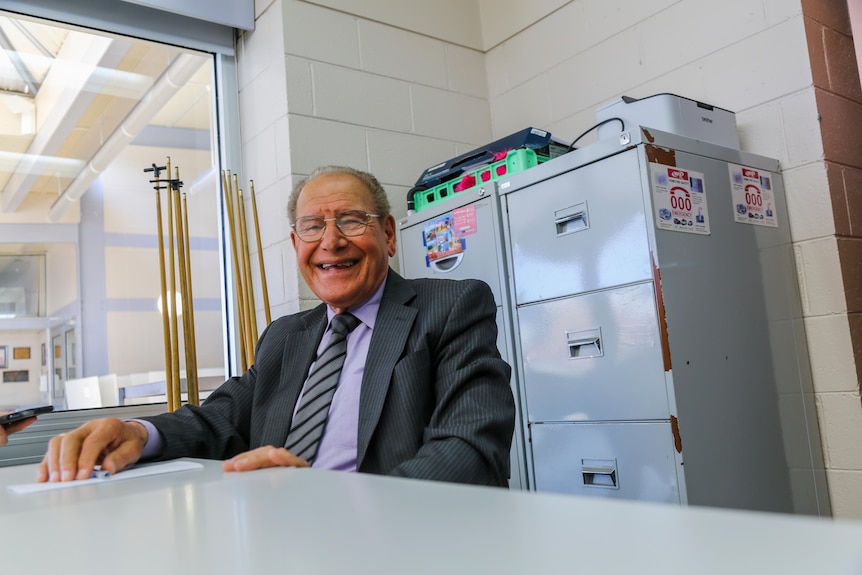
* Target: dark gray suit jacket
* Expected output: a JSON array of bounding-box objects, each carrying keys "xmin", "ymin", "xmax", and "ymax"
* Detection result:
[{"xmin": 144, "ymin": 269, "xmax": 515, "ymax": 486}]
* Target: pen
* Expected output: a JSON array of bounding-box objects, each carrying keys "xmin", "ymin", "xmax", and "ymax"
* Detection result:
[{"xmin": 90, "ymin": 466, "xmax": 111, "ymax": 479}]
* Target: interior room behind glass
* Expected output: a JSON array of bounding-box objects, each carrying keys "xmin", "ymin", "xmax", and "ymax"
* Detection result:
[{"xmin": 0, "ymin": 11, "xmax": 226, "ymax": 413}]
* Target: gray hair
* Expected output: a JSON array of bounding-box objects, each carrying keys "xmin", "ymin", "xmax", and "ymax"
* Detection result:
[{"xmin": 288, "ymin": 166, "xmax": 391, "ymax": 223}]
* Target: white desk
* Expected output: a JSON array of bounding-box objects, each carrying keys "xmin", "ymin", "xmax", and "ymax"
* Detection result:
[{"xmin": 2, "ymin": 459, "xmax": 862, "ymax": 574}]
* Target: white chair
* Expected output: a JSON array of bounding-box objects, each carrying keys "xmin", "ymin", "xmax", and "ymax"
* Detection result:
[{"xmin": 65, "ymin": 376, "xmax": 103, "ymax": 409}]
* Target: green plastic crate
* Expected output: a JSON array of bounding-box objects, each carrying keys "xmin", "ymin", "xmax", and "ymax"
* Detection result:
[{"xmin": 414, "ymin": 148, "xmax": 547, "ymax": 212}]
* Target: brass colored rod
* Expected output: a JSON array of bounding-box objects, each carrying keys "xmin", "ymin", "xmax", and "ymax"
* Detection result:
[
  {"xmin": 237, "ymin": 187, "xmax": 258, "ymax": 343},
  {"xmin": 234, "ymin": 176, "xmax": 255, "ymax": 364},
  {"xmin": 181, "ymin": 190, "xmax": 200, "ymax": 406},
  {"xmin": 172, "ymin": 167, "xmax": 194, "ymax": 408},
  {"xmin": 165, "ymin": 157, "xmax": 182, "ymax": 412},
  {"xmin": 154, "ymin": 181, "xmax": 174, "ymax": 413},
  {"xmin": 222, "ymin": 170, "xmax": 248, "ymax": 372},
  {"xmin": 249, "ymin": 180, "xmax": 271, "ymax": 325}
]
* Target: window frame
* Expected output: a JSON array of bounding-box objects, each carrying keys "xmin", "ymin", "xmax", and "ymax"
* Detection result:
[{"xmin": 0, "ymin": 0, "xmax": 243, "ymax": 466}]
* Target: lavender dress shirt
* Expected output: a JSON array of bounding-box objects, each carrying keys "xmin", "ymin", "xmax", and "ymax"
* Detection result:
[{"xmin": 136, "ymin": 279, "xmax": 386, "ymax": 472}]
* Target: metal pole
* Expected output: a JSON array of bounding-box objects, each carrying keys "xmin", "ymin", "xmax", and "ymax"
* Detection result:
[
  {"xmin": 237, "ymin": 186, "xmax": 258, "ymax": 347},
  {"xmin": 222, "ymin": 170, "xmax": 247, "ymax": 372},
  {"xmin": 181, "ymin": 189, "xmax": 200, "ymax": 406},
  {"xmin": 145, "ymin": 162, "xmax": 174, "ymax": 412},
  {"xmin": 165, "ymin": 157, "xmax": 182, "ymax": 412},
  {"xmin": 249, "ymin": 180, "xmax": 271, "ymax": 326}
]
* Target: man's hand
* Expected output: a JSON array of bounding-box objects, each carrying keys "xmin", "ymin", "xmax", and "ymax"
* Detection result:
[
  {"xmin": 222, "ymin": 446, "xmax": 309, "ymax": 472},
  {"xmin": 0, "ymin": 414, "xmax": 36, "ymax": 446},
  {"xmin": 37, "ymin": 418, "xmax": 148, "ymax": 482}
]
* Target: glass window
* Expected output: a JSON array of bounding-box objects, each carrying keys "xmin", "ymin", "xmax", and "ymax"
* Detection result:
[
  {"xmin": 0, "ymin": 11, "xmax": 230, "ymax": 413},
  {"xmin": 0, "ymin": 254, "xmax": 45, "ymax": 317}
]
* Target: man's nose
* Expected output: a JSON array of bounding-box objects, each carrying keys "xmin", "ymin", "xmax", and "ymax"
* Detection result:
[{"xmin": 319, "ymin": 220, "xmax": 347, "ymax": 248}]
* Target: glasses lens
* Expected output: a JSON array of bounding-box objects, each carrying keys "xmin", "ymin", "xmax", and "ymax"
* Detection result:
[
  {"xmin": 293, "ymin": 211, "xmax": 374, "ymax": 241},
  {"xmin": 296, "ymin": 216, "xmax": 325, "ymax": 239},
  {"xmin": 337, "ymin": 211, "xmax": 370, "ymax": 235}
]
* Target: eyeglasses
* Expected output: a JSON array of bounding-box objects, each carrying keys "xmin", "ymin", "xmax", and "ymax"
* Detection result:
[{"xmin": 292, "ymin": 210, "xmax": 380, "ymax": 242}]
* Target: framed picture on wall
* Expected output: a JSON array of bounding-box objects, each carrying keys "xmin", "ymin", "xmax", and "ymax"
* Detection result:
[
  {"xmin": 3, "ymin": 370, "xmax": 29, "ymax": 383},
  {"xmin": 0, "ymin": 346, "xmax": 6, "ymax": 369},
  {"xmin": 41, "ymin": 343, "xmax": 46, "ymax": 366},
  {"xmin": 13, "ymin": 347, "xmax": 30, "ymax": 360}
]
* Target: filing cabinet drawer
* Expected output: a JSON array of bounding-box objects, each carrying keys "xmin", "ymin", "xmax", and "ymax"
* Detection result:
[
  {"xmin": 531, "ymin": 421, "xmax": 680, "ymax": 503},
  {"xmin": 517, "ymin": 282, "xmax": 669, "ymax": 421},
  {"xmin": 505, "ymin": 149, "xmax": 652, "ymax": 305}
]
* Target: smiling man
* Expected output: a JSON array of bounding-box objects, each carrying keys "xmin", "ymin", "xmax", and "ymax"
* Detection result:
[{"xmin": 38, "ymin": 165, "xmax": 515, "ymax": 487}]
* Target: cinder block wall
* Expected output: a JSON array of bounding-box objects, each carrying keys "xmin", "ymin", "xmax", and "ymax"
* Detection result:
[
  {"xmin": 483, "ymin": 0, "xmax": 861, "ymax": 519},
  {"xmin": 238, "ymin": 0, "xmax": 491, "ymax": 316},
  {"xmin": 239, "ymin": 0, "xmax": 862, "ymax": 518}
]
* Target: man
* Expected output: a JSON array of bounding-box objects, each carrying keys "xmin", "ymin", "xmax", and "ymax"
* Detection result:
[{"xmin": 38, "ymin": 166, "xmax": 515, "ymax": 486}]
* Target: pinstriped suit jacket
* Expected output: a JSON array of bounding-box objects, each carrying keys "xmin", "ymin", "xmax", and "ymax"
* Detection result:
[{"xmin": 143, "ymin": 269, "xmax": 515, "ymax": 487}]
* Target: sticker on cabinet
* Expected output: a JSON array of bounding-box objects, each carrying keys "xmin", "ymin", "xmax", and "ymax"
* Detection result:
[
  {"xmin": 650, "ymin": 163, "xmax": 710, "ymax": 235},
  {"xmin": 423, "ymin": 209, "xmax": 469, "ymax": 266},
  {"xmin": 728, "ymin": 164, "xmax": 778, "ymax": 228}
]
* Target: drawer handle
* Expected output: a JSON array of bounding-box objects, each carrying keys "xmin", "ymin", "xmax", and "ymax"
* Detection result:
[
  {"xmin": 554, "ymin": 201, "xmax": 589, "ymax": 236},
  {"xmin": 567, "ymin": 328, "xmax": 603, "ymax": 359},
  {"xmin": 430, "ymin": 252, "xmax": 463, "ymax": 273},
  {"xmin": 582, "ymin": 458, "xmax": 619, "ymax": 489}
]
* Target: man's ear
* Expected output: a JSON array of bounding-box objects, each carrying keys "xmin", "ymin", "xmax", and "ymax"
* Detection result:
[{"xmin": 384, "ymin": 215, "xmax": 397, "ymax": 257}]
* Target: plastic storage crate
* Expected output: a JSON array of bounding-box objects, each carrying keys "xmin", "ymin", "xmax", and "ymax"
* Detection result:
[{"xmin": 413, "ymin": 148, "xmax": 547, "ymax": 213}]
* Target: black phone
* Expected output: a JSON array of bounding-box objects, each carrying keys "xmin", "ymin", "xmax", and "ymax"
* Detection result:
[{"xmin": 0, "ymin": 405, "xmax": 54, "ymax": 427}]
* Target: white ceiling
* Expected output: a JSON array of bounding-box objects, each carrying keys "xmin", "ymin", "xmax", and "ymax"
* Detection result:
[{"xmin": 0, "ymin": 11, "xmax": 213, "ymax": 228}]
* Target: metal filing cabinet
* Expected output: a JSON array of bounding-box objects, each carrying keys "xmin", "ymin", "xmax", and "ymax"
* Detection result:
[
  {"xmin": 498, "ymin": 128, "xmax": 829, "ymax": 514},
  {"xmin": 397, "ymin": 185, "xmax": 529, "ymax": 490}
]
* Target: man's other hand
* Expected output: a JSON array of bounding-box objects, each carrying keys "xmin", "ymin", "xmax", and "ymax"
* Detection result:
[{"xmin": 223, "ymin": 446, "xmax": 310, "ymax": 472}]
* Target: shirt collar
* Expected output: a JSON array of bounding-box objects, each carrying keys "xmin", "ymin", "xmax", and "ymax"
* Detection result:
[{"xmin": 326, "ymin": 276, "xmax": 386, "ymax": 330}]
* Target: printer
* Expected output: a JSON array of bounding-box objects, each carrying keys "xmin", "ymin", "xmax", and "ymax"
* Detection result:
[{"xmin": 595, "ymin": 93, "xmax": 739, "ymax": 149}]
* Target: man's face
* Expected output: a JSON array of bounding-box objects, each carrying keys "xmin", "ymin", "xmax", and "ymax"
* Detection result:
[{"xmin": 290, "ymin": 173, "xmax": 396, "ymax": 314}]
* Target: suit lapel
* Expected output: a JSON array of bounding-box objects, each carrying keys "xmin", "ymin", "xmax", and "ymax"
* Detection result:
[
  {"xmin": 356, "ymin": 272, "xmax": 417, "ymax": 468},
  {"xmin": 259, "ymin": 305, "xmax": 327, "ymax": 448}
]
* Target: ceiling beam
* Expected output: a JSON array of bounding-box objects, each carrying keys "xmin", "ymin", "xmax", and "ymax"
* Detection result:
[
  {"xmin": 48, "ymin": 53, "xmax": 205, "ymax": 222},
  {"xmin": 9, "ymin": 18, "xmax": 56, "ymax": 58},
  {"xmin": 0, "ymin": 32, "xmax": 131, "ymax": 213},
  {"xmin": 0, "ymin": 24, "xmax": 40, "ymax": 96},
  {"xmin": 0, "ymin": 86, "xmax": 35, "ymax": 98}
]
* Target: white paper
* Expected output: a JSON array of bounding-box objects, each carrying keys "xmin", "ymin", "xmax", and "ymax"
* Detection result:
[{"xmin": 7, "ymin": 460, "xmax": 204, "ymax": 495}]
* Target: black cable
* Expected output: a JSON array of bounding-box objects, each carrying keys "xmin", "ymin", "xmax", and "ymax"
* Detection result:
[{"xmin": 566, "ymin": 117, "xmax": 625, "ymax": 151}]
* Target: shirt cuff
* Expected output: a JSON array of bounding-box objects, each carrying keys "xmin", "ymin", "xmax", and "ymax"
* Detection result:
[{"xmin": 127, "ymin": 419, "xmax": 164, "ymax": 460}]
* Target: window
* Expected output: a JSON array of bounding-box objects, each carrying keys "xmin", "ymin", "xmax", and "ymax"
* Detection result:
[
  {"xmin": 0, "ymin": 8, "xmax": 237, "ymax": 415},
  {"xmin": 0, "ymin": 255, "xmax": 45, "ymax": 318}
]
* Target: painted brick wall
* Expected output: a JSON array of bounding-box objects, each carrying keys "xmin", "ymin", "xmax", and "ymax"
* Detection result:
[{"xmin": 801, "ymin": 0, "xmax": 862, "ymax": 519}]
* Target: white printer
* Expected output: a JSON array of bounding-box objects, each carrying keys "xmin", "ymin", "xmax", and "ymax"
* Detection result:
[{"xmin": 595, "ymin": 93, "xmax": 739, "ymax": 149}]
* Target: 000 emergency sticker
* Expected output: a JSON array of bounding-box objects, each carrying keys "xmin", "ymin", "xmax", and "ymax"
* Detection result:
[
  {"xmin": 728, "ymin": 164, "xmax": 778, "ymax": 228},
  {"xmin": 650, "ymin": 163, "xmax": 710, "ymax": 235}
]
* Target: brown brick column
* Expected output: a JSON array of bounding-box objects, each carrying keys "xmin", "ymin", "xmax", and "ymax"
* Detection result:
[{"xmin": 803, "ymin": 0, "xmax": 862, "ymax": 393}]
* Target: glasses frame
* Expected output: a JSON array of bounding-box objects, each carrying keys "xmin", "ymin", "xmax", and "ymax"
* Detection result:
[{"xmin": 292, "ymin": 210, "xmax": 381, "ymax": 242}]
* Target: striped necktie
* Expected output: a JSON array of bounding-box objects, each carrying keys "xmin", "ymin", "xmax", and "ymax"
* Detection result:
[{"xmin": 284, "ymin": 313, "xmax": 361, "ymax": 463}]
